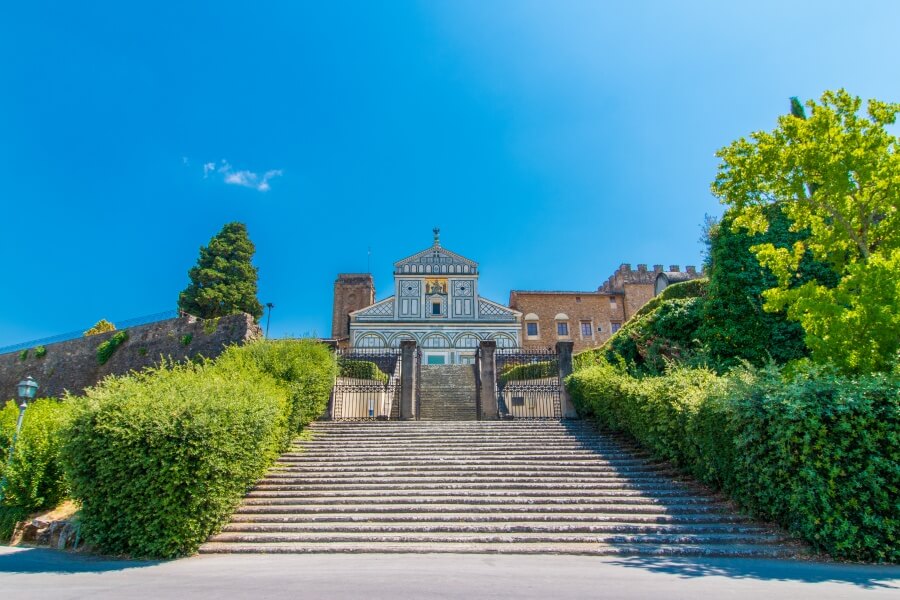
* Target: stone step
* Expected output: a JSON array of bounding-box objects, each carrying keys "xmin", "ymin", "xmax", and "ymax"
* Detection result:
[
  {"xmin": 198, "ymin": 541, "xmax": 801, "ymax": 558},
  {"xmin": 252, "ymin": 482, "xmax": 699, "ymax": 492},
  {"xmin": 228, "ymin": 512, "xmax": 755, "ymax": 525},
  {"xmin": 221, "ymin": 522, "xmax": 772, "ymax": 535},
  {"xmin": 207, "ymin": 531, "xmax": 788, "ymax": 546},
  {"xmin": 261, "ymin": 474, "xmax": 688, "ymax": 485},
  {"xmin": 245, "ymin": 489, "xmax": 701, "ymax": 499},
  {"xmin": 204, "ymin": 420, "xmax": 803, "ymax": 558},
  {"xmin": 234, "ymin": 503, "xmax": 736, "ymax": 515}
]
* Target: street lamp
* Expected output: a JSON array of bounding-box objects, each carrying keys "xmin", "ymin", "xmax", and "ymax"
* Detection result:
[
  {"xmin": 1, "ymin": 377, "xmax": 38, "ymax": 503},
  {"xmin": 265, "ymin": 303, "xmax": 275, "ymax": 340}
]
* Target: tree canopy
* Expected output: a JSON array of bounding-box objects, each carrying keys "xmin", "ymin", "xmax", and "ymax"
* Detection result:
[
  {"xmin": 712, "ymin": 90, "xmax": 900, "ymax": 373},
  {"xmin": 178, "ymin": 222, "xmax": 264, "ymax": 320}
]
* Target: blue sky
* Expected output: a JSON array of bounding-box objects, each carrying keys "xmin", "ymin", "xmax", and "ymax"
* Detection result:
[{"xmin": 2, "ymin": 1, "xmax": 899, "ymax": 345}]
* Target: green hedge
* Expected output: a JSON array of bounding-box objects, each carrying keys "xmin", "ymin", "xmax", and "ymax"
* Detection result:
[
  {"xmin": 567, "ymin": 362, "xmax": 900, "ymax": 562},
  {"xmin": 499, "ymin": 360, "xmax": 558, "ymax": 382},
  {"xmin": 61, "ymin": 339, "xmax": 336, "ymax": 558},
  {"xmin": 221, "ymin": 340, "xmax": 337, "ymax": 436},
  {"xmin": 338, "ymin": 358, "xmax": 388, "ymax": 383},
  {"xmin": 0, "ymin": 398, "xmax": 74, "ymax": 541}
]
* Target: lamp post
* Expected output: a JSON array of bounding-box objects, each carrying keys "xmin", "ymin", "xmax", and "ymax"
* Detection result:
[
  {"xmin": 1, "ymin": 377, "xmax": 38, "ymax": 503},
  {"xmin": 265, "ymin": 303, "xmax": 275, "ymax": 340}
]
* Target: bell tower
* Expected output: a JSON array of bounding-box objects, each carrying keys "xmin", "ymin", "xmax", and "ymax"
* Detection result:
[{"xmin": 331, "ymin": 273, "xmax": 375, "ymax": 339}]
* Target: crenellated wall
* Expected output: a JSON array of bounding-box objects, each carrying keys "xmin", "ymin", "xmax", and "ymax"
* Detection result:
[{"xmin": 0, "ymin": 313, "xmax": 261, "ymax": 401}]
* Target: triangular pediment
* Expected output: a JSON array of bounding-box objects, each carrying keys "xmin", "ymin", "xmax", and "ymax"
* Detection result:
[
  {"xmin": 350, "ymin": 297, "xmax": 394, "ymax": 319},
  {"xmin": 394, "ymin": 244, "xmax": 478, "ymax": 275}
]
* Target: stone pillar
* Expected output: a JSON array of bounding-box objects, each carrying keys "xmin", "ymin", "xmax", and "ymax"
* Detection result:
[
  {"xmin": 400, "ymin": 340, "xmax": 417, "ymax": 420},
  {"xmin": 556, "ymin": 341, "xmax": 578, "ymax": 419},
  {"xmin": 479, "ymin": 340, "xmax": 498, "ymax": 420}
]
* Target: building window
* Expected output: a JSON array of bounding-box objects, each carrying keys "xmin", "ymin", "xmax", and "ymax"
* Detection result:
[
  {"xmin": 610, "ymin": 322, "xmax": 622, "ymax": 333},
  {"xmin": 432, "ymin": 301, "xmax": 441, "ymax": 315},
  {"xmin": 575, "ymin": 296, "xmax": 581, "ymax": 303},
  {"xmin": 609, "ymin": 297, "xmax": 618, "ymax": 309},
  {"xmin": 557, "ymin": 322, "xmax": 569, "ymax": 337},
  {"xmin": 580, "ymin": 321, "xmax": 593, "ymax": 338},
  {"xmin": 526, "ymin": 322, "xmax": 538, "ymax": 337}
]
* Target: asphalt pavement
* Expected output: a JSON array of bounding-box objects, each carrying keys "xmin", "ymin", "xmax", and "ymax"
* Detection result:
[{"xmin": 0, "ymin": 546, "xmax": 897, "ymax": 599}]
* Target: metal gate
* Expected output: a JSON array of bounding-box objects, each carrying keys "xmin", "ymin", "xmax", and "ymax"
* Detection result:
[
  {"xmin": 332, "ymin": 348, "xmax": 401, "ymax": 420},
  {"xmin": 495, "ymin": 348, "xmax": 561, "ymax": 419}
]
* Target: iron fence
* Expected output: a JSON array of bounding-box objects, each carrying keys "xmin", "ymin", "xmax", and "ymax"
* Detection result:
[
  {"xmin": 495, "ymin": 347, "xmax": 561, "ymax": 419},
  {"xmin": 333, "ymin": 348, "xmax": 402, "ymax": 420}
]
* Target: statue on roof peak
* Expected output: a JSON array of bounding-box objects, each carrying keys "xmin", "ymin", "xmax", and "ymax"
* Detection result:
[{"xmin": 433, "ymin": 227, "xmax": 441, "ymax": 247}]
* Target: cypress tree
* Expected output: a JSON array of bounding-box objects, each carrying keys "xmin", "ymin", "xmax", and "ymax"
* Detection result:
[{"xmin": 178, "ymin": 222, "xmax": 264, "ymax": 320}]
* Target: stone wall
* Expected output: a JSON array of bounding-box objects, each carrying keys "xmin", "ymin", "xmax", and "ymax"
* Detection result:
[
  {"xmin": 0, "ymin": 313, "xmax": 261, "ymax": 401},
  {"xmin": 509, "ymin": 292, "xmax": 621, "ymax": 353}
]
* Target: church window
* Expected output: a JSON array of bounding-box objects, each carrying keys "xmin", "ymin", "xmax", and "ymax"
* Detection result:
[
  {"xmin": 432, "ymin": 301, "xmax": 441, "ymax": 315},
  {"xmin": 527, "ymin": 322, "xmax": 538, "ymax": 337},
  {"xmin": 611, "ymin": 322, "xmax": 622, "ymax": 333},
  {"xmin": 557, "ymin": 322, "xmax": 569, "ymax": 337}
]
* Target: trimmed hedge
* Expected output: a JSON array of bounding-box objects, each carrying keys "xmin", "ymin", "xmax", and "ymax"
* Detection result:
[
  {"xmin": 567, "ymin": 361, "xmax": 900, "ymax": 562},
  {"xmin": 61, "ymin": 339, "xmax": 336, "ymax": 558},
  {"xmin": 0, "ymin": 398, "xmax": 74, "ymax": 541},
  {"xmin": 222, "ymin": 340, "xmax": 337, "ymax": 436},
  {"xmin": 499, "ymin": 360, "xmax": 558, "ymax": 382},
  {"xmin": 338, "ymin": 358, "xmax": 388, "ymax": 383}
]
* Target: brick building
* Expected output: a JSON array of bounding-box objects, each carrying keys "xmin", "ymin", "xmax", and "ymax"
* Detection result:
[{"xmin": 509, "ymin": 264, "xmax": 701, "ymax": 353}]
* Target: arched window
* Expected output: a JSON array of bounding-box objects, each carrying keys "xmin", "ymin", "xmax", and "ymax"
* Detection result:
[{"xmin": 356, "ymin": 333, "xmax": 386, "ymax": 348}]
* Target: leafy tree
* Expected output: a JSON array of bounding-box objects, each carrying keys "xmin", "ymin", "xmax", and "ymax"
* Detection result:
[
  {"xmin": 712, "ymin": 90, "xmax": 900, "ymax": 373},
  {"xmin": 699, "ymin": 204, "xmax": 837, "ymax": 369},
  {"xmin": 178, "ymin": 222, "xmax": 263, "ymax": 320},
  {"xmin": 84, "ymin": 319, "xmax": 116, "ymax": 336}
]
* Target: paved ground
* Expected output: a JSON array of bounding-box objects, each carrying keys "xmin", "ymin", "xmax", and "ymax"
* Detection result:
[{"xmin": 0, "ymin": 546, "xmax": 897, "ymax": 599}]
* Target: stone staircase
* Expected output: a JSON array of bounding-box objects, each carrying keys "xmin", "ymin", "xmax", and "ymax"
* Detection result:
[
  {"xmin": 201, "ymin": 421, "xmax": 804, "ymax": 557},
  {"xmin": 417, "ymin": 365, "xmax": 477, "ymax": 421}
]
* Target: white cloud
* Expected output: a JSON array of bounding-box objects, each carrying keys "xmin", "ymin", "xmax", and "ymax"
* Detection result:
[{"xmin": 193, "ymin": 159, "xmax": 281, "ymax": 191}]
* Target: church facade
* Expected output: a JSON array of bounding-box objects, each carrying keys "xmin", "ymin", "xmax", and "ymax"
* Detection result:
[{"xmin": 335, "ymin": 230, "xmax": 521, "ymax": 365}]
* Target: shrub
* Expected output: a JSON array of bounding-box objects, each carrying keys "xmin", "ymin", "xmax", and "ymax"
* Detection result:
[
  {"xmin": 61, "ymin": 339, "xmax": 336, "ymax": 558},
  {"xmin": 567, "ymin": 361, "xmax": 900, "ymax": 562},
  {"xmin": 61, "ymin": 361, "xmax": 289, "ymax": 558},
  {"xmin": 180, "ymin": 334, "xmax": 193, "ymax": 346},
  {"xmin": 34, "ymin": 346, "xmax": 46, "ymax": 358},
  {"xmin": 96, "ymin": 331, "xmax": 128, "ymax": 365},
  {"xmin": 499, "ymin": 360, "xmax": 558, "ymax": 382},
  {"xmin": 221, "ymin": 340, "xmax": 338, "ymax": 436},
  {"xmin": 84, "ymin": 319, "xmax": 116, "ymax": 336},
  {"xmin": 338, "ymin": 358, "xmax": 388, "ymax": 382},
  {"xmin": 18, "ymin": 350, "xmax": 27, "ymax": 361},
  {"xmin": 202, "ymin": 317, "xmax": 220, "ymax": 335},
  {"xmin": 0, "ymin": 398, "xmax": 74, "ymax": 541}
]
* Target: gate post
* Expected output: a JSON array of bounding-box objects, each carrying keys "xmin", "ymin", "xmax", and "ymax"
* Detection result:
[
  {"xmin": 400, "ymin": 340, "xmax": 417, "ymax": 420},
  {"xmin": 478, "ymin": 340, "xmax": 498, "ymax": 419},
  {"xmin": 556, "ymin": 341, "xmax": 578, "ymax": 418}
]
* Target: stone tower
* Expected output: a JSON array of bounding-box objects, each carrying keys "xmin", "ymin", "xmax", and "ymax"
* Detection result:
[{"xmin": 331, "ymin": 274, "xmax": 375, "ymax": 339}]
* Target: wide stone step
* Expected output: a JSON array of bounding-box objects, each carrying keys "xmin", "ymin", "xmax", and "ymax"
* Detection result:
[
  {"xmin": 199, "ymin": 540, "xmax": 799, "ymax": 558},
  {"xmin": 261, "ymin": 474, "xmax": 687, "ymax": 485},
  {"xmin": 220, "ymin": 522, "xmax": 772, "ymax": 535},
  {"xmin": 228, "ymin": 512, "xmax": 755, "ymax": 525},
  {"xmin": 207, "ymin": 531, "xmax": 787, "ymax": 546},
  {"xmin": 234, "ymin": 503, "xmax": 735, "ymax": 515},
  {"xmin": 252, "ymin": 481, "xmax": 699, "ymax": 492},
  {"xmin": 204, "ymin": 420, "xmax": 802, "ymax": 558},
  {"xmin": 245, "ymin": 488, "xmax": 701, "ymax": 499}
]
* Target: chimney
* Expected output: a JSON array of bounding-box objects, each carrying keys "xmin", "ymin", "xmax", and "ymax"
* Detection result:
[
  {"xmin": 653, "ymin": 264, "xmax": 664, "ymax": 273},
  {"xmin": 637, "ymin": 264, "xmax": 647, "ymax": 272},
  {"xmin": 669, "ymin": 265, "xmax": 680, "ymax": 272},
  {"xmin": 686, "ymin": 265, "xmax": 697, "ymax": 275}
]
